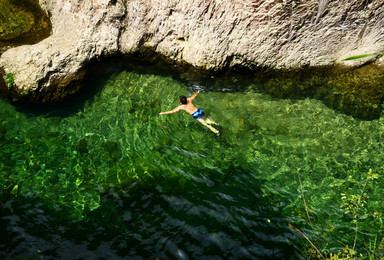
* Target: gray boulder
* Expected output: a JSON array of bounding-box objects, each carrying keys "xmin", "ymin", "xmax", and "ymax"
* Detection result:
[{"xmin": 1, "ymin": 0, "xmax": 384, "ymax": 101}]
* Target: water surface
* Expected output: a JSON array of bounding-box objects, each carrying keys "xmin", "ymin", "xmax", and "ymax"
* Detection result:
[{"xmin": 1, "ymin": 65, "xmax": 383, "ymax": 259}]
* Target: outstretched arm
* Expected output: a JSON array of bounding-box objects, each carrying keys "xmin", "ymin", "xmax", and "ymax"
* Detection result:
[
  {"xmin": 159, "ymin": 106, "xmax": 183, "ymax": 115},
  {"xmin": 189, "ymin": 90, "xmax": 200, "ymax": 101}
]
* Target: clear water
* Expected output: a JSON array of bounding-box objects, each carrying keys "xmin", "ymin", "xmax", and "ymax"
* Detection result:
[{"xmin": 1, "ymin": 65, "xmax": 384, "ymax": 259}]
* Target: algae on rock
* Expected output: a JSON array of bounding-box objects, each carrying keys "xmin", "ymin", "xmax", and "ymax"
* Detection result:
[{"xmin": 0, "ymin": 0, "xmax": 51, "ymax": 50}]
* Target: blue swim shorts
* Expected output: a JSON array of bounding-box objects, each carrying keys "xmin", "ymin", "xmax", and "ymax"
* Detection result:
[{"xmin": 192, "ymin": 109, "xmax": 204, "ymax": 119}]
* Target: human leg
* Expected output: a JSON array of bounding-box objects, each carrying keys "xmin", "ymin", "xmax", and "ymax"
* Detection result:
[
  {"xmin": 197, "ymin": 118, "xmax": 220, "ymax": 135},
  {"xmin": 204, "ymin": 117, "xmax": 219, "ymax": 126}
]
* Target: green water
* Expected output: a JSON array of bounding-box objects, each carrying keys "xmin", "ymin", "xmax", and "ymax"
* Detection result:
[{"xmin": 1, "ymin": 66, "xmax": 384, "ymax": 258}]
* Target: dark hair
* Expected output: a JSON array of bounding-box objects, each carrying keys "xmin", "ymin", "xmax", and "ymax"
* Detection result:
[{"xmin": 179, "ymin": 96, "xmax": 187, "ymax": 104}]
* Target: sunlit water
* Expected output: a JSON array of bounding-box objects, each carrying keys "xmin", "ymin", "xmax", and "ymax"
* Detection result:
[{"xmin": 1, "ymin": 66, "xmax": 383, "ymax": 259}]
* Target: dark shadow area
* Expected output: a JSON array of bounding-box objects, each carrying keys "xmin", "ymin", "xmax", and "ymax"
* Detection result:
[
  {"xmin": 254, "ymin": 65, "xmax": 384, "ymax": 120},
  {"xmin": 4, "ymin": 55, "xmax": 257, "ymax": 118},
  {"xmin": 0, "ymin": 163, "xmax": 300, "ymax": 259},
  {"xmin": 124, "ymin": 50, "xmax": 384, "ymax": 121},
  {"xmin": 2, "ymin": 52, "xmax": 384, "ymax": 120}
]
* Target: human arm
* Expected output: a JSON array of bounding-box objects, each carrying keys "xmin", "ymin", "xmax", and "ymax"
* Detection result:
[
  {"xmin": 189, "ymin": 90, "xmax": 200, "ymax": 101},
  {"xmin": 159, "ymin": 105, "xmax": 183, "ymax": 115}
]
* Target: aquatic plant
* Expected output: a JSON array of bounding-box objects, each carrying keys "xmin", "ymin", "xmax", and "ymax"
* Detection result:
[
  {"xmin": 292, "ymin": 168, "xmax": 383, "ymax": 259},
  {"xmin": 2, "ymin": 68, "xmax": 384, "ymax": 259}
]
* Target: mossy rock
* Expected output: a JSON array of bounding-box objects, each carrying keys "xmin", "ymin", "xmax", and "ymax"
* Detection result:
[
  {"xmin": 76, "ymin": 139, "xmax": 89, "ymax": 154},
  {"xmin": 260, "ymin": 64, "xmax": 384, "ymax": 120},
  {"xmin": 0, "ymin": 0, "xmax": 51, "ymax": 49},
  {"xmin": 0, "ymin": 0, "xmax": 34, "ymax": 40}
]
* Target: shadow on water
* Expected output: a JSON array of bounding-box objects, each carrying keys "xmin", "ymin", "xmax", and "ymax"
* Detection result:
[
  {"xmin": 256, "ymin": 65, "xmax": 384, "ymax": 120},
  {"xmin": 10, "ymin": 55, "xmax": 254, "ymax": 117},
  {"xmin": 1, "ymin": 164, "xmax": 299, "ymax": 259},
  {"xmin": 11, "ymin": 54, "xmax": 384, "ymax": 121}
]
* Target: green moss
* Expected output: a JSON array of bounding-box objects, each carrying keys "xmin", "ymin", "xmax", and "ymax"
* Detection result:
[
  {"xmin": 121, "ymin": 0, "xmax": 127, "ymax": 9},
  {"xmin": 4, "ymin": 72, "xmax": 14, "ymax": 89},
  {"xmin": 258, "ymin": 64, "xmax": 384, "ymax": 120},
  {"xmin": 0, "ymin": 0, "xmax": 34, "ymax": 40},
  {"xmin": 0, "ymin": 0, "xmax": 51, "ymax": 49}
]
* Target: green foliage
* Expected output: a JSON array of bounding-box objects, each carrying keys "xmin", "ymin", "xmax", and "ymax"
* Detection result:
[
  {"xmin": 342, "ymin": 54, "xmax": 383, "ymax": 61},
  {"xmin": 341, "ymin": 169, "xmax": 380, "ymax": 221},
  {"xmin": 19, "ymin": 90, "xmax": 29, "ymax": 96},
  {"xmin": 333, "ymin": 169, "xmax": 382, "ymax": 258},
  {"xmin": 341, "ymin": 192, "xmax": 367, "ymax": 217},
  {"xmin": 121, "ymin": 0, "xmax": 127, "ymax": 9},
  {"xmin": 4, "ymin": 72, "xmax": 15, "ymax": 89},
  {"xmin": 366, "ymin": 235, "xmax": 384, "ymax": 260},
  {"xmin": 327, "ymin": 245, "xmax": 356, "ymax": 259},
  {"xmin": 293, "ymin": 168, "xmax": 383, "ymax": 259}
]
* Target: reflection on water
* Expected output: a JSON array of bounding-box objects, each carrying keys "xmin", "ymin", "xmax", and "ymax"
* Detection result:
[{"xmin": 1, "ymin": 66, "xmax": 384, "ymax": 258}]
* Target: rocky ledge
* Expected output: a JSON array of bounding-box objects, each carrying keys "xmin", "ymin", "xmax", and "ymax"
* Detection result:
[{"xmin": 1, "ymin": 0, "xmax": 384, "ymax": 102}]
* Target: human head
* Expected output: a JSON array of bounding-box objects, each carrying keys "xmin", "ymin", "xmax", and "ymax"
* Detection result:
[{"xmin": 179, "ymin": 96, "xmax": 187, "ymax": 104}]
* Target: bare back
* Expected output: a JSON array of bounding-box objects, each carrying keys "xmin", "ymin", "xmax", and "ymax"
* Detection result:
[
  {"xmin": 159, "ymin": 91, "xmax": 200, "ymax": 116},
  {"xmin": 179, "ymin": 98, "xmax": 198, "ymax": 115}
]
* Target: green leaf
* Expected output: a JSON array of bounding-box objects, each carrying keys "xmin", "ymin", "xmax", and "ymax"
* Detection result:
[{"xmin": 342, "ymin": 53, "xmax": 381, "ymax": 61}]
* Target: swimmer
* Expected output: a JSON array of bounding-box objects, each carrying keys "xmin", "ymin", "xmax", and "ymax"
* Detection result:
[{"xmin": 159, "ymin": 90, "xmax": 220, "ymax": 135}]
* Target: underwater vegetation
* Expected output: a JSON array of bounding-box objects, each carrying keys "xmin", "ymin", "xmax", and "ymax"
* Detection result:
[
  {"xmin": 1, "ymin": 66, "xmax": 384, "ymax": 258},
  {"xmin": 251, "ymin": 64, "xmax": 384, "ymax": 120}
]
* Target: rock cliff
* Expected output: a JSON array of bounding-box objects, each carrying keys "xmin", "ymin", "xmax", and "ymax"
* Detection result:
[{"xmin": 1, "ymin": 0, "xmax": 384, "ymax": 101}]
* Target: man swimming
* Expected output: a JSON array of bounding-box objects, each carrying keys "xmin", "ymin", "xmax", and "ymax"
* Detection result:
[{"xmin": 159, "ymin": 90, "xmax": 220, "ymax": 135}]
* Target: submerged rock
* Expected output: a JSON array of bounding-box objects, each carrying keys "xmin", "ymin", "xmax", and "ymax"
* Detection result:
[
  {"xmin": 103, "ymin": 141, "xmax": 122, "ymax": 162},
  {"xmin": 76, "ymin": 139, "xmax": 89, "ymax": 154},
  {"xmin": 0, "ymin": 0, "xmax": 384, "ymax": 101}
]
